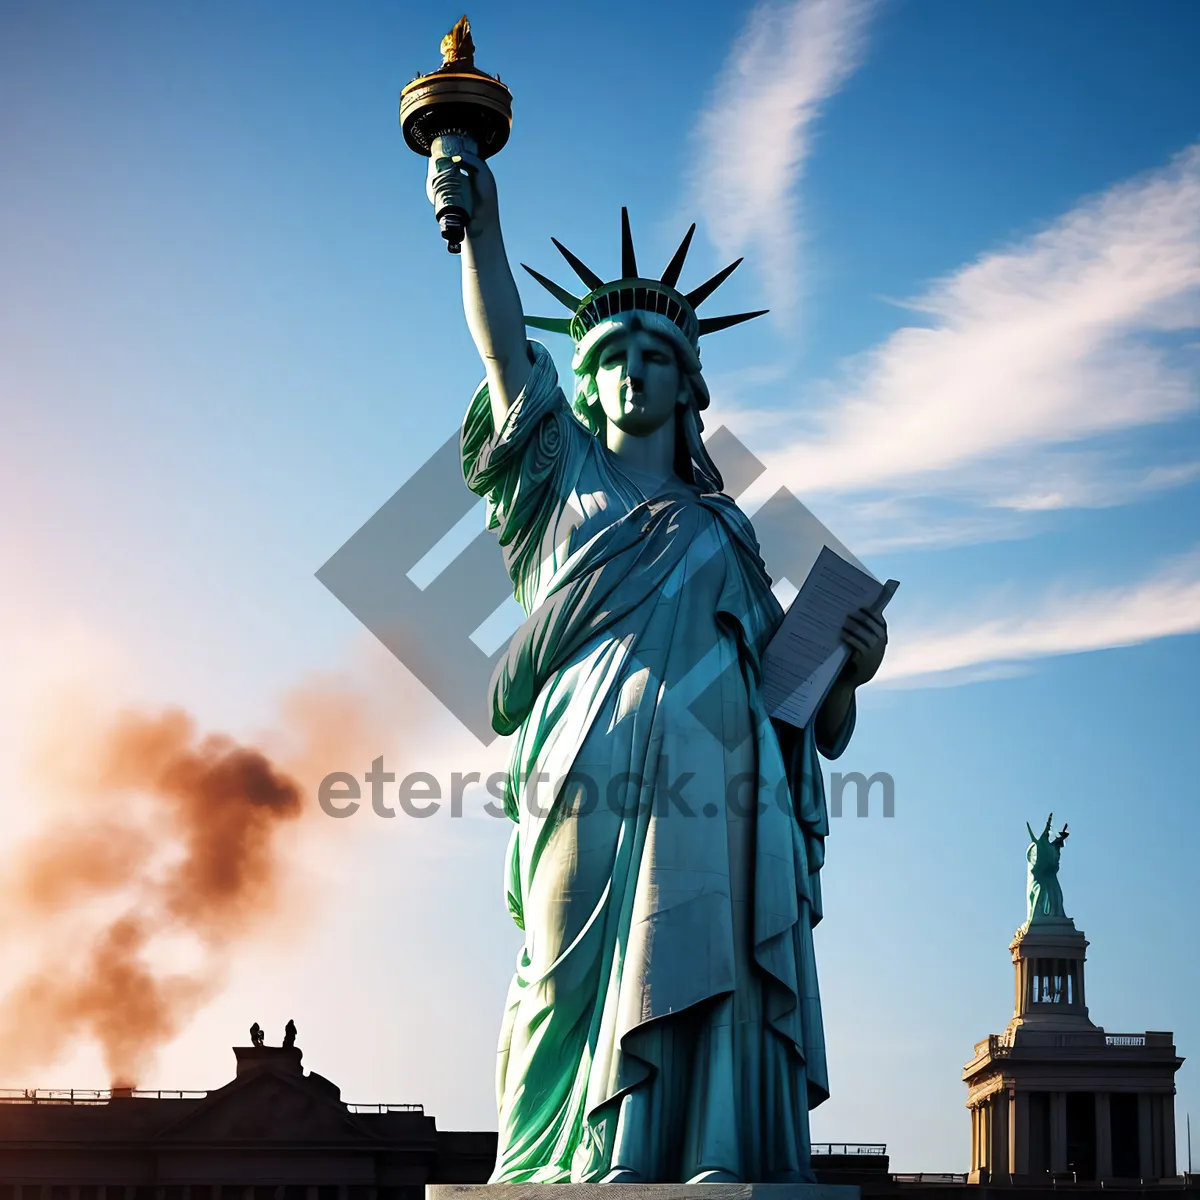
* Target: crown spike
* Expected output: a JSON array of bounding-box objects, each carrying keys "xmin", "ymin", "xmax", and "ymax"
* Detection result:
[
  {"xmin": 524, "ymin": 315, "xmax": 574, "ymax": 335},
  {"xmin": 660, "ymin": 223, "xmax": 696, "ymax": 289},
  {"xmin": 698, "ymin": 310, "xmax": 769, "ymax": 336},
  {"xmin": 621, "ymin": 207, "xmax": 638, "ymax": 278},
  {"xmin": 550, "ymin": 239, "xmax": 604, "ymax": 292},
  {"xmin": 686, "ymin": 258, "xmax": 743, "ymax": 308},
  {"xmin": 520, "ymin": 264, "xmax": 581, "ymax": 312}
]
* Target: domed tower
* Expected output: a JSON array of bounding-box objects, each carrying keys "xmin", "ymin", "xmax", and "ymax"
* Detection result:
[{"xmin": 962, "ymin": 816, "xmax": 1184, "ymax": 1184}]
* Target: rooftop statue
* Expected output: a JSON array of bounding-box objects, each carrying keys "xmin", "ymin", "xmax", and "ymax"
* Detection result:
[
  {"xmin": 401, "ymin": 17, "xmax": 889, "ymax": 1185},
  {"xmin": 1025, "ymin": 813, "xmax": 1070, "ymax": 926}
]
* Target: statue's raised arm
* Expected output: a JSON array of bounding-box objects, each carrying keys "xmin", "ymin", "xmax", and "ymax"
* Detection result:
[
  {"xmin": 400, "ymin": 15, "xmax": 531, "ymax": 428},
  {"xmin": 427, "ymin": 150, "xmax": 532, "ymax": 427}
]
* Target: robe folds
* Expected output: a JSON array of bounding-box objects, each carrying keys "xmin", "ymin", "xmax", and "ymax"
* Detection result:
[{"xmin": 461, "ymin": 342, "xmax": 855, "ymax": 1184}]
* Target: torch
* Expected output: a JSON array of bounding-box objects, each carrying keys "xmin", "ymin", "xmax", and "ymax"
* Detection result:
[{"xmin": 400, "ymin": 16, "xmax": 513, "ymax": 254}]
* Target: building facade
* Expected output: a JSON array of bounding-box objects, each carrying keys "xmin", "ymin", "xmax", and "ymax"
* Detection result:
[
  {"xmin": 0, "ymin": 1045, "xmax": 494, "ymax": 1195},
  {"xmin": 963, "ymin": 914, "xmax": 1184, "ymax": 1184}
]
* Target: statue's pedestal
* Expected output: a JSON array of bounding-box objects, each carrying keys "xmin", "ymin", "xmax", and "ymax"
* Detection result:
[{"xmin": 429, "ymin": 1186, "xmax": 859, "ymax": 1200}]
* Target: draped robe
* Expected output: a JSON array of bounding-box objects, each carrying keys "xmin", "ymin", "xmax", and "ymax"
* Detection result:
[
  {"xmin": 461, "ymin": 342, "xmax": 855, "ymax": 1183},
  {"xmin": 1026, "ymin": 836, "xmax": 1066, "ymax": 923}
]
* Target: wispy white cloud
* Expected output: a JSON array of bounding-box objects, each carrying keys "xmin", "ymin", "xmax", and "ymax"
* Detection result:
[
  {"xmin": 990, "ymin": 452, "xmax": 1200, "ymax": 512},
  {"xmin": 879, "ymin": 551, "xmax": 1200, "ymax": 687},
  {"xmin": 690, "ymin": 0, "xmax": 872, "ymax": 319},
  {"xmin": 748, "ymin": 143, "xmax": 1200, "ymax": 503},
  {"xmin": 759, "ymin": 442, "xmax": 1200, "ymax": 555}
]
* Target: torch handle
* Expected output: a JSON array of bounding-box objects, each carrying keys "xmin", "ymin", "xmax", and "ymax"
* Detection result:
[{"xmin": 429, "ymin": 133, "xmax": 480, "ymax": 254}]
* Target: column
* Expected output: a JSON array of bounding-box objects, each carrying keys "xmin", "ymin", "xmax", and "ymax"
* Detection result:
[
  {"xmin": 981, "ymin": 1101, "xmax": 992, "ymax": 1181},
  {"xmin": 969, "ymin": 1099, "xmax": 988, "ymax": 1176},
  {"xmin": 1150, "ymin": 1093, "xmax": 1164, "ymax": 1178},
  {"xmin": 1051, "ymin": 1091, "xmax": 1069, "ymax": 1173},
  {"xmin": 1163, "ymin": 1095, "xmax": 1178, "ymax": 1177},
  {"xmin": 971, "ymin": 1105, "xmax": 979, "ymax": 1173},
  {"xmin": 1013, "ymin": 1089, "xmax": 1030, "ymax": 1176},
  {"xmin": 984, "ymin": 1099, "xmax": 993, "ymax": 1176},
  {"xmin": 1139, "ymin": 1092, "xmax": 1154, "ymax": 1178},
  {"xmin": 987, "ymin": 1099, "xmax": 995, "ymax": 1175},
  {"xmin": 993, "ymin": 1090, "xmax": 1011, "ymax": 1179},
  {"xmin": 1008, "ymin": 1088, "xmax": 1017, "ymax": 1180},
  {"xmin": 1095, "ymin": 1092, "xmax": 1113, "ymax": 1179}
]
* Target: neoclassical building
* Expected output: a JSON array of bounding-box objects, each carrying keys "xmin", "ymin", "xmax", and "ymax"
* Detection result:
[
  {"xmin": 0, "ymin": 1043, "xmax": 494, "ymax": 1196},
  {"xmin": 963, "ymin": 822, "xmax": 1184, "ymax": 1184}
]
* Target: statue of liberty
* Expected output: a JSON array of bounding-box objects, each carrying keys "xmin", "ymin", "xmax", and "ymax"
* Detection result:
[
  {"xmin": 1025, "ymin": 813, "xmax": 1070, "ymax": 925},
  {"xmin": 424, "ymin": 145, "xmax": 889, "ymax": 1184}
]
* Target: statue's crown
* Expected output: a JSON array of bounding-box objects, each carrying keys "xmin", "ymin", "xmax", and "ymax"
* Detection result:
[{"xmin": 522, "ymin": 208, "xmax": 767, "ymax": 352}]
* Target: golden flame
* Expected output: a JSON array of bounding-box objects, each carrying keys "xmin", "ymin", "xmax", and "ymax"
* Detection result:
[{"xmin": 440, "ymin": 15, "xmax": 475, "ymax": 66}]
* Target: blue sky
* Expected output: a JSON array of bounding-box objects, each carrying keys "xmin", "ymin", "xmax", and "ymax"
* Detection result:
[{"xmin": 1, "ymin": 0, "xmax": 1199, "ymax": 1172}]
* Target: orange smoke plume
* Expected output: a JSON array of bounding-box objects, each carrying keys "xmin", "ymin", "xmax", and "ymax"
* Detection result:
[{"xmin": 0, "ymin": 708, "xmax": 304, "ymax": 1088}]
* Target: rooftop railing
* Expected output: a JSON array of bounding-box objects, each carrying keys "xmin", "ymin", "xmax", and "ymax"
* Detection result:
[
  {"xmin": 975, "ymin": 1031, "xmax": 1167, "ymax": 1056},
  {"xmin": 811, "ymin": 1143, "xmax": 888, "ymax": 1156},
  {"xmin": 346, "ymin": 1102, "xmax": 426, "ymax": 1113},
  {"xmin": 0, "ymin": 1088, "xmax": 424, "ymax": 1109},
  {"xmin": 0, "ymin": 1088, "xmax": 208, "ymax": 1104}
]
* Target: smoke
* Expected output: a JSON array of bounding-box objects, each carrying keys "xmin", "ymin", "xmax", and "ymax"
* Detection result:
[
  {"xmin": 0, "ymin": 707, "xmax": 305, "ymax": 1088},
  {"xmin": 0, "ymin": 621, "xmax": 500, "ymax": 1090}
]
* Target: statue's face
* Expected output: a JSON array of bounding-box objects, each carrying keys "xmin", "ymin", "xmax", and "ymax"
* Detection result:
[{"xmin": 593, "ymin": 328, "xmax": 687, "ymax": 436}]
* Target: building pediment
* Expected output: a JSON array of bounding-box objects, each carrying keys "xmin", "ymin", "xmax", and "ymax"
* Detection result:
[{"xmin": 155, "ymin": 1068, "xmax": 376, "ymax": 1145}]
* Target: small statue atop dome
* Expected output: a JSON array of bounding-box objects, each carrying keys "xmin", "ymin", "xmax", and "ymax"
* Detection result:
[{"xmin": 1025, "ymin": 813, "xmax": 1070, "ymax": 926}]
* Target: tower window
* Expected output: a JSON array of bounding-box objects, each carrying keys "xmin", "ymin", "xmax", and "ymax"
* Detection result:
[{"xmin": 1030, "ymin": 958, "xmax": 1079, "ymax": 1004}]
